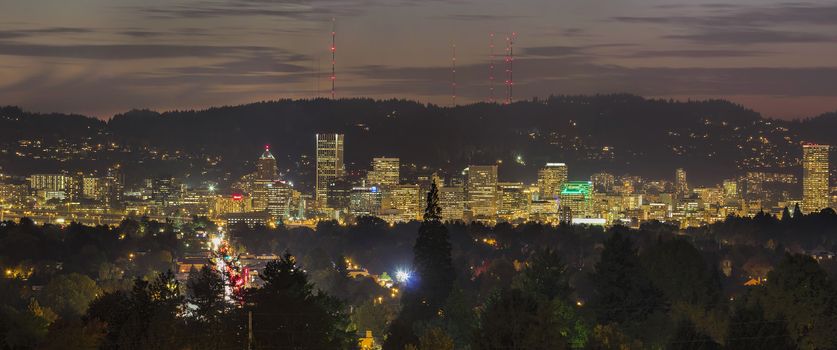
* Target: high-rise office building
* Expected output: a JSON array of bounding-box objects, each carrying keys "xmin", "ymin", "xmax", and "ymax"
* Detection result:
[
  {"xmin": 102, "ymin": 164, "xmax": 125, "ymax": 208},
  {"xmin": 256, "ymin": 145, "xmax": 278, "ymax": 180},
  {"xmin": 151, "ymin": 176, "xmax": 176, "ymax": 207},
  {"xmin": 316, "ymin": 134, "xmax": 345, "ymax": 208},
  {"xmin": 802, "ymin": 143, "xmax": 830, "ymax": 213},
  {"xmin": 349, "ymin": 186, "xmax": 382, "ymax": 217},
  {"xmin": 722, "ymin": 179, "xmax": 739, "ymax": 201},
  {"xmin": 559, "ymin": 181, "xmax": 594, "ymax": 219},
  {"xmin": 466, "ymin": 165, "xmax": 498, "ymax": 220},
  {"xmin": 538, "ymin": 163, "xmax": 568, "ymax": 200},
  {"xmin": 439, "ymin": 186, "xmax": 465, "ymax": 222},
  {"xmin": 215, "ymin": 194, "xmax": 253, "ymax": 216},
  {"xmin": 82, "ymin": 176, "xmax": 101, "ymax": 200},
  {"xmin": 251, "ymin": 179, "xmax": 272, "ymax": 211},
  {"xmin": 326, "ymin": 178, "xmax": 353, "ymax": 215},
  {"xmin": 381, "ymin": 184, "xmax": 421, "ymax": 222},
  {"xmin": 498, "ymin": 182, "xmax": 527, "ymax": 221},
  {"xmin": 28, "ymin": 174, "xmax": 71, "ymax": 193},
  {"xmin": 367, "ymin": 157, "xmax": 399, "ymax": 187},
  {"xmin": 266, "ymin": 180, "xmax": 293, "ymax": 222},
  {"xmin": 675, "ymin": 168, "xmax": 688, "ymax": 196}
]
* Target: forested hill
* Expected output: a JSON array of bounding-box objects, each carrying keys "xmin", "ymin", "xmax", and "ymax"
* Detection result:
[{"xmin": 1, "ymin": 95, "xmax": 835, "ymax": 189}]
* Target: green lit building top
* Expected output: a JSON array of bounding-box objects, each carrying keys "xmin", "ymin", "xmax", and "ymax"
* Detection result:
[{"xmin": 559, "ymin": 181, "xmax": 594, "ymax": 218}]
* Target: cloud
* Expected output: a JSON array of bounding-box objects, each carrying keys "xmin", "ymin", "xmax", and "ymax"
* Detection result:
[
  {"xmin": 624, "ymin": 49, "xmax": 765, "ymax": 58},
  {"xmin": 436, "ymin": 14, "xmax": 530, "ymax": 21},
  {"xmin": 614, "ymin": 3, "xmax": 837, "ymax": 44},
  {"xmin": 522, "ymin": 44, "xmax": 633, "ymax": 58},
  {"xmin": 615, "ymin": 3, "xmax": 837, "ymax": 27},
  {"xmin": 0, "ymin": 42, "xmax": 306, "ymax": 61},
  {"xmin": 521, "ymin": 46, "xmax": 588, "ymax": 57},
  {"xmin": 131, "ymin": 0, "xmax": 367, "ymax": 20},
  {"xmin": 665, "ymin": 28, "xmax": 834, "ymax": 44},
  {"xmin": 344, "ymin": 54, "xmax": 837, "ymax": 101},
  {"xmin": 163, "ymin": 55, "xmax": 311, "ymax": 75},
  {"xmin": 0, "ymin": 26, "xmax": 94, "ymax": 39}
]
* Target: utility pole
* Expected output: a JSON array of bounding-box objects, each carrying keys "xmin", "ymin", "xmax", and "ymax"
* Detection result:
[{"xmin": 247, "ymin": 310, "xmax": 254, "ymax": 350}]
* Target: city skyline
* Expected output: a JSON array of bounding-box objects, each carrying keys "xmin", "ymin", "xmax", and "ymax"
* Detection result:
[
  {"xmin": 2, "ymin": 0, "xmax": 837, "ymax": 119},
  {"xmin": 5, "ymin": 134, "xmax": 831, "ymax": 229},
  {"xmin": 4, "ymin": 2, "xmax": 837, "ymax": 349}
]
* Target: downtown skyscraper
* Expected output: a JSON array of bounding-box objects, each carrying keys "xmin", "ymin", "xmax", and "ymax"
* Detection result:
[
  {"xmin": 537, "ymin": 163, "xmax": 568, "ymax": 201},
  {"xmin": 366, "ymin": 157, "xmax": 400, "ymax": 187},
  {"xmin": 466, "ymin": 165, "xmax": 499, "ymax": 220},
  {"xmin": 256, "ymin": 145, "xmax": 278, "ymax": 180},
  {"xmin": 802, "ymin": 143, "xmax": 830, "ymax": 213},
  {"xmin": 316, "ymin": 134, "xmax": 345, "ymax": 209}
]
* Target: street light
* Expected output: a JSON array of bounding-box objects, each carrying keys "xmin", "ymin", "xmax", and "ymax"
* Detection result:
[{"xmin": 395, "ymin": 269, "xmax": 412, "ymax": 284}]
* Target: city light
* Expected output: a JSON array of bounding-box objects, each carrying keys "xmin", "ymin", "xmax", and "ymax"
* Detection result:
[{"xmin": 395, "ymin": 269, "xmax": 412, "ymax": 284}]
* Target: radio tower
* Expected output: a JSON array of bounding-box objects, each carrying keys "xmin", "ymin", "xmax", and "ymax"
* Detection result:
[
  {"xmin": 330, "ymin": 18, "xmax": 336, "ymax": 99},
  {"xmin": 505, "ymin": 32, "xmax": 516, "ymax": 104},
  {"xmin": 489, "ymin": 33, "xmax": 496, "ymax": 103},
  {"xmin": 451, "ymin": 43, "xmax": 457, "ymax": 107}
]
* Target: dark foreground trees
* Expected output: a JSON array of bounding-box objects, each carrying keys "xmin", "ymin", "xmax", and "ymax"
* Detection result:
[
  {"xmin": 78, "ymin": 253, "xmax": 356, "ymax": 350},
  {"xmin": 385, "ymin": 181, "xmax": 455, "ymax": 350},
  {"xmin": 243, "ymin": 253, "xmax": 356, "ymax": 349}
]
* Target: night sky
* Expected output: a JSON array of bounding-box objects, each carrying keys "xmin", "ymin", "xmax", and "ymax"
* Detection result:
[{"xmin": 2, "ymin": 0, "xmax": 837, "ymax": 119}]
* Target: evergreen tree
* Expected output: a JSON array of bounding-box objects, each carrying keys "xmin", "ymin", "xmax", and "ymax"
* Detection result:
[
  {"xmin": 86, "ymin": 272, "xmax": 185, "ymax": 350},
  {"xmin": 640, "ymin": 238, "xmax": 720, "ymax": 307},
  {"xmin": 514, "ymin": 247, "xmax": 572, "ymax": 302},
  {"xmin": 244, "ymin": 252, "xmax": 355, "ymax": 349},
  {"xmin": 590, "ymin": 230, "xmax": 664, "ymax": 328},
  {"xmin": 185, "ymin": 265, "xmax": 235, "ymax": 350},
  {"xmin": 781, "ymin": 206, "xmax": 792, "ymax": 222},
  {"xmin": 472, "ymin": 289, "xmax": 569, "ymax": 350},
  {"xmin": 726, "ymin": 297, "xmax": 794, "ymax": 350},
  {"xmin": 667, "ymin": 318, "xmax": 720, "ymax": 350},
  {"xmin": 385, "ymin": 181, "xmax": 455, "ymax": 350},
  {"xmin": 758, "ymin": 253, "xmax": 837, "ymax": 349}
]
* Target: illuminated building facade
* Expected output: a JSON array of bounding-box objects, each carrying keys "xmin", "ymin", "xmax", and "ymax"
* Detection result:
[
  {"xmin": 466, "ymin": 165, "xmax": 499, "ymax": 220},
  {"xmin": 439, "ymin": 186, "xmax": 465, "ymax": 222},
  {"xmin": 498, "ymin": 182, "xmax": 527, "ymax": 221},
  {"xmin": 251, "ymin": 179, "xmax": 272, "ymax": 211},
  {"xmin": 82, "ymin": 177, "xmax": 101, "ymax": 200},
  {"xmin": 28, "ymin": 174, "xmax": 72, "ymax": 200},
  {"xmin": 316, "ymin": 134, "xmax": 345, "ymax": 209},
  {"xmin": 367, "ymin": 157, "xmax": 399, "ymax": 187},
  {"xmin": 266, "ymin": 180, "xmax": 293, "ymax": 222},
  {"xmin": 215, "ymin": 194, "xmax": 252, "ymax": 216},
  {"xmin": 559, "ymin": 181, "xmax": 594, "ymax": 219},
  {"xmin": 538, "ymin": 163, "xmax": 567, "ymax": 200},
  {"xmin": 256, "ymin": 145, "xmax": 278, "ymax": 180},
  {"xmin": 802, "ymin": 143, "xmax": 830, "ymax": 213},
  {"xmin": 723, "ymin": 179, "xmax": 739, "ymax": 202},
  {"xmin": 528, "ymin": 199, "xmax": 558, "ymax": 223},
  {"xmin": 675, "ymin": 168, "xmax": 688, "ymax": 197},
  {"xmin": 349, "ymin": 186, "xmax": 382, "ymax": 217},
  {"xmin": 380, "ymin": 184, "xmax": 420, "ymax": 223}
]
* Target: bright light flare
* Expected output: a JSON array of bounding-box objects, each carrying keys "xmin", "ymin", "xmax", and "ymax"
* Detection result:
[{"xmin": 395, "ymin": 269, "xmax": 412, "ymax": 284}]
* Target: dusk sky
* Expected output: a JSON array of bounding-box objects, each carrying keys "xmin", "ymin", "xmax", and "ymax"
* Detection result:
[{"xmin": 2, "ymin": 0, "xmax": 837, "ymax": 119}]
